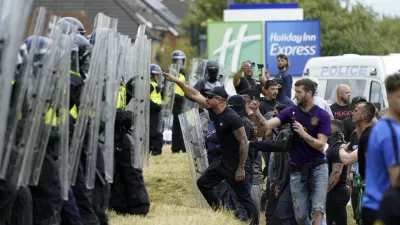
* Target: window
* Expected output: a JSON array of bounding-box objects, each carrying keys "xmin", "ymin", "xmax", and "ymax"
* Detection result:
[
  {"xmin": 370, "ymin": 81, "xmax": 384, "ymax": 110},
  {"xmin": 324, "ymin": 79, "xmax": 366, "ymax": 105}
]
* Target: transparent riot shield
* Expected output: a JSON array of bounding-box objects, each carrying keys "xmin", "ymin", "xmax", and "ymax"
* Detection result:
[
  {"xmin": 217, "ymin": 63, "xmax": 231, "ymax": 88},
  {"xmin": 179, "ymin": 109, "xmax": 209, "ymax": 208},
  {"xmin": 0, "ymin": 0, "xmax": 34, "ymax": 182},
  {"xmin": 1, "ymin": 7, "xmax": 58, "ymax": 188},
  {"xmin": 183, "ymin": 58, "xmax": 207, "ymax": 111},
  {"xmin": 84, "ymin": 13, "xmax": 118, "ymax": 189},
  {"xmin": 158, "ymin": 64, "xmax": 181, "ymax": 134},
  {"xmin": 57, "ymin": 31, "xmax": 74, "ymax": 200},
  {"xmin": 130, "ymin": 25, "xmax": 151, "ymax": 168},
  {"xmin": 28, "ymin": 20, "xmax": 76, "ymax": 187},
  {"xmin": 68, "ymin": 29, "xmax": 105, "ymax": 187}
]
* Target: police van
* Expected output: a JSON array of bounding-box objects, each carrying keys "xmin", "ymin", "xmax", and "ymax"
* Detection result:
[{"xmin": 302, "ymin": 54, "xmax": 400, "ymax": 110}]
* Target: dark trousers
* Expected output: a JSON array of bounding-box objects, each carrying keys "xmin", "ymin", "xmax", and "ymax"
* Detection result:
[
  {"xmin": 30, "ymin": 147, "xmax": 63, "ymax": 225},
  {"xmin": 361, "ymin": 207, "xmax": 378, "ymax": 225},
  {"xmin": 378, "ymin": 188, "xmax": 400, "ymax": 225},
  {"xmin": 11, "ymin": 186, "xmax": 33, "ymax": 225},
  {"xmin": 92, "ymin": 145, "xmax": 109, "ymax": 225},
  {"xmin": 149, "ymin": 128, "xmax": 163, "ymax": 155},
  {"xmin": 351, "ymin": 185, "xmax": 360, "ymax": 224},
  {"xmin": 110, "ymin": 136, "xmax": 150, "ymax": 216},
  {"xmin": 266, "ymin": 182, "xmax": 279, "ymax": 225},
  {"xmin": 72, "ymin": 162, "xmax": 99, "ymax": 225},
  {"xmin": 327, "ymin": 186, "xmax": 350, "ymax": 225},
  {"xmin": 274, "ymin": 183, "xmax": 297, "ymax": 225},
  {"xmin": 197, "ymin": 160, "xmax": 259, "ymax": 225},
  {"xmin": 61, "ymin": 189, "xmax": 84, "ymax": 225},
  {"xmin": 171, "ymin": 95, "xmax": 185, "ymax": 152},
  {"xmin": 0, "ymin": 180, "xmax": 18, "ymax": 225}
]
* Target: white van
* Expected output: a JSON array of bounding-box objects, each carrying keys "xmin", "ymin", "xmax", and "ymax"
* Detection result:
[{"xmin": 302, "ymin": 54, "xmax": 400, "ymax": 110}]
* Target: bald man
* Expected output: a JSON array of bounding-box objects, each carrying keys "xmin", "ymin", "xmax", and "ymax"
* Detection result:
[{"xmin": 330, "ymin": 84, "xmax": 352, "ymax": 120}]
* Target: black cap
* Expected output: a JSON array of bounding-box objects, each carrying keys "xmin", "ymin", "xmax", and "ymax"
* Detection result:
[
  {"xmin": 204, "ymin": 86, "xmax": 229, "ymax": 100},
  {"xmin": 227, "ymin": 95, "xmax": 246, "ymax": 107}
]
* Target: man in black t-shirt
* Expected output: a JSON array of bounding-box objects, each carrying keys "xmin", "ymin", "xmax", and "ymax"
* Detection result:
[
  {"xmin": 163, "ymin": 72, "xmax": 259, "ymax": 225},
  {"xmin": 342, "ymin": 96, "xmax": 367, "ymax": 142},
  {"xmin": 330, "ymin": 84, "xmax": 352, "ymax": 120},
  {"xmin": 233, "ymin": 60, "xmax": 266, "ymax": 100},
  {"xmin": 326, "ymin": 120, "xmax": 350, "ymax": 225}
]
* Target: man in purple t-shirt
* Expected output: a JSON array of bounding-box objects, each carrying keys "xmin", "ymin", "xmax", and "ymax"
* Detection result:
[{"xmin": 250, "ymin": 78, "xmax": 331, "ymax": 225}]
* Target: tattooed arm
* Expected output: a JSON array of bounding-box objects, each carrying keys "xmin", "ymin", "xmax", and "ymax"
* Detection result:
[
  {"xmin": 328, "ymin": 163, "xmax": 344, "ymax": 192},
  {"xmin": 249, "ymin": 100, "xmax": 281, "ymax": 137},
  {"xmin": 233, "ymin": 127, "xmax": 249, "ymax": 181}
]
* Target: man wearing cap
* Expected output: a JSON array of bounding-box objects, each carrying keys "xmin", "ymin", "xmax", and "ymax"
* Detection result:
[
  {"xmin": 233, "ymin": 60, "xmax": 266, "ymax": 100},
  {"xmin": 163, "ymin": 72, "xmax": 259, "ymax": 225}
]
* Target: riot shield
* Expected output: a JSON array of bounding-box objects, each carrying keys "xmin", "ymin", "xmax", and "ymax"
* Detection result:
[
  {"xmin": 217, "ymin": 63, "xmax": 231, "ymax": 88},
  {"xmin": 28, "ymin": 20, "xmax": 76, "ymax": 187},
  {"xmin": 183, "ymin": 58, "xmax": 207, "ymax": 111},
  {"xmin": 158, "ymin": 64, "xmax": 181, "ymax": 134},
  {"xmin": 1, "ymin": 7, "xmax": 59, "ymax": 188},
  {"xmin": 179, "ymin": 109, "xmax": 209, "ymax": 209},
  {"xmin": 84, "ymin": 13, "xmax": 119, "ymax": 189},
  {"xmin": 130, "ymin": 25, "xmax": 151, "ymax": 168},
  {"xmin": 0, "ymin": 0, "xmax": 34, "ymax": 183}
]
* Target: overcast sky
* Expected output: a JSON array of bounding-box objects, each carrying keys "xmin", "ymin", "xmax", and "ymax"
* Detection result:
[{"xmin": 359, "ymin": 0, "xmax": 400, "ymax": 17}]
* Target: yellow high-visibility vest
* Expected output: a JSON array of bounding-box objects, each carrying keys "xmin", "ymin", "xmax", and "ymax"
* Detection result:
[
  {"xmin": 150, "ymin": 81, "xmax": 162, "ymax": 104},
  {"xmin": 174, "ymin": 73, "xmax": 186, "ymax": 97},
  {"xmin": 116, "ymin": 85, "xmax": 127, "ymax": 110}
]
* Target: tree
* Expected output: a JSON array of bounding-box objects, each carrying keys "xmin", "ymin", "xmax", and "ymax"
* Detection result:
[{"xmin": 180, "ymin": 0, "xmax": 400, "ymax": 56}]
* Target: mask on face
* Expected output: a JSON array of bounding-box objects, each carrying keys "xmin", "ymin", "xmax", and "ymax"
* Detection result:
[{"xmin": 207, "ymin": 68, "xmax": 218, "ymax": 82}]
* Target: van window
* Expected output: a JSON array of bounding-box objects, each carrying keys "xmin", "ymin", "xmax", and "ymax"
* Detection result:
[
  {"xmin": 324, "ymin": 79, "xmax": 366, "ymax": 105},
  {"xmin": 370, "ymin": 81, "xmax": 384, "ymax": 109}
]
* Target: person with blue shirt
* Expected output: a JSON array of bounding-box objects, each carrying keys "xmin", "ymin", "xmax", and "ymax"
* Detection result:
[
  {"xmin": 274, "ymin": 54, "xmax": 292, "ymax": 99},
  {"xmin": 250, "ymin": 78, "xmax": 331, "ymax": 225},
  {"xmin": 362, "ymin": 73, "xmax": 400, "ymax": 225}
]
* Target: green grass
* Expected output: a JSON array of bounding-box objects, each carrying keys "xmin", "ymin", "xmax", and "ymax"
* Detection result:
[{"xmin": 109, "ymin": 145, "xmax": 357, "ymax": 225}]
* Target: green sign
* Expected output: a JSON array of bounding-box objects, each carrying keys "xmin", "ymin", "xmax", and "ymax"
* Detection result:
[{"xmin": 207, "ymin": 21, "xmax": 263, "ymax": 76}]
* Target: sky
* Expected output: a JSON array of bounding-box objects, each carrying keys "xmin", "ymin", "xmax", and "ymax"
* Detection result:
[{"xmin": 359, "ymin": 0, "xmax": 400, "ymax": 17}]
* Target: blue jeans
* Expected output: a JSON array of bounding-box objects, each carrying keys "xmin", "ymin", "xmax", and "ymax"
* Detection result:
[{"xmin": 290, "ymin": 163, "xmax": 328, "ymax": 225}]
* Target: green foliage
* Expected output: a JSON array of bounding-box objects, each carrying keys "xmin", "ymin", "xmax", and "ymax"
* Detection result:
[
  {"xmin": 180, "ymin": 0, "xmax": 400, "ymax": 56},
  {"xmin": 156, "ymin": 37, "xmax": 198, "ymax": 71}
]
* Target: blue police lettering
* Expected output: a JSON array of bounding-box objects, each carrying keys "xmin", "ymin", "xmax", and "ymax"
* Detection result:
[{"xmin": 321, "ymin": 66, "xmax": 368, "ymax": 76}]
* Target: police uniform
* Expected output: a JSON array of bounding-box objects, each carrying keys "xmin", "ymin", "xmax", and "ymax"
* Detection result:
[
  {"xmin": 110, "ymin": 83, "xmax": 150, "ymax": 215},
  {"xmin": 172, "ymin": 71, "xmax": 186, "ymax": 153},
  {"xmin": 149, "ymin": 79, "xmax": 163, "ymax": 155}
]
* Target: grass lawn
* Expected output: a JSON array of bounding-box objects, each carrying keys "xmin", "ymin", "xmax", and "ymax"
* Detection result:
[{"xmin": 108, "ymin": 145, "xmax": 357, "ymax": 225}]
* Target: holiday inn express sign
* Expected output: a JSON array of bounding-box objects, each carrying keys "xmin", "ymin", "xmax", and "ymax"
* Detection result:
[
  {"xmin": 207, "ymin": 22, "xmax": 263, "ymax": 74},
  {"xmin": 207, "ymin": 20, "xmax": 320, "ymax": 76}
]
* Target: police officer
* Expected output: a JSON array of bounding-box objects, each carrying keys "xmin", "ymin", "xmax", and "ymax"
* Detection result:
[
  {"xmin": 149, "ymin": 64, "xmax": 164, "ymax": 156},
  {"xmin": 171, "ymin": 50, "xmax": 187, "ymax": 153},
  {"xmin": 193, "ymin": 60, "xmax": 225, "ymax": 95},
  {"xmin": 70, "ymin": 28, "xmax": 103, "ymax": 225},
  {"xmin": 109, "ymin": 72, "xmax": 150, "ymax": 216}
]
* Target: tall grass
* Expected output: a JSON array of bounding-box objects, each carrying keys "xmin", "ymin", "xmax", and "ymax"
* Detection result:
[{"xmin": 108, "ymin": 145, "xmax": 357, "ymax": 225}]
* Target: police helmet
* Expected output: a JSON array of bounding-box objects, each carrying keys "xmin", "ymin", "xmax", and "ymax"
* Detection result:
[
  {"xmin": 24, "ymin": 36, "xmax": 51, "ymax": 55},
  {"xmin": 62, "ymin": 17, "xmax": 86, "ymax": 35},
  {"xmin": 171, "ymin": 50, "xmax": 186, "ymax": 67},
  {"xmin": 150, "ymin": 64, "xmax": 162, "ymax": 76},
  {"xmin": 206, "ymin": 60, "xmax": 219, "ymax": 69}
]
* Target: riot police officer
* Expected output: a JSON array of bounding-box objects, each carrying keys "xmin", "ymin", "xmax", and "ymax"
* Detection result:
[
  {"xmin": 171, "ymin": 50, "xmax": 187, "ymax": 153},
  {"xmin": 149, "ymin": 64, "xmax": 164, "ymax": 156}
]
